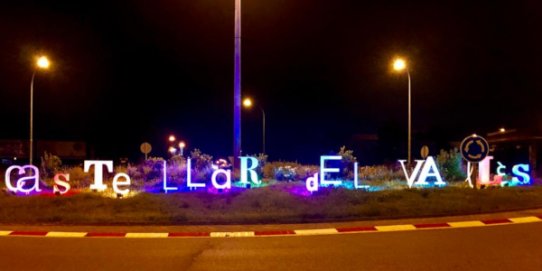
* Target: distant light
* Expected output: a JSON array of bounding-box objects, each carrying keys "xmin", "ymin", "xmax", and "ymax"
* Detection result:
[
  {"xmin": 13, "ymin": 157, "xmax": 17, "ymax": 161},
  {"xmin": 168, "ymin": 147, "xmax": 177, "ymax": 154},
  {"xmin": 179, "ymin": 141, "xmax": 186, "ymax": 148},
  {"xmin": 393, "ymin": 58, "xmax": 406, "ymax": 71},
  {"xmin": 36, "ymin": 56, "xmax": 50, "ymax": 69},
  {"xmin": 168, "ymin": 135, "xmax": 176, "ymax": 142},
  {"xmin": 243, "ymin": 98, "xmax": 253, "ymax": 108},
  {"xmin": 499, "ymin": 128, "xmax": 506, "ymax": 133},
  {"xmin": 472, "ymin": 134, "xmax": 478, "ymax": 137}
]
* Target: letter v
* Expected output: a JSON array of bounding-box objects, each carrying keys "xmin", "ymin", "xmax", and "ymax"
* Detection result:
[{"xmin": 399, "ymin": 160, "xmax": 425, "ymax": 188}]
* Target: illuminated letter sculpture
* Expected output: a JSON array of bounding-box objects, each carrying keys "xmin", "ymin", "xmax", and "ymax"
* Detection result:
[
  {"xmin": 186, "ymin": 158, "xmax": 205, "ymax": 189},
  {"xmin": 53, "ymin": 173, "xmax": 71, "ymax": 195},
  {"xmin": 84, "ymin": 160, "xmax": 112, "ymax": 191},
  {"xmin": 4, "ymin": 165, "xmax": 41, "ymax": 194},
  {"xmin": 211, "ymin": 169, "xmax": 232, "ymax": 190},
  {"xmin": 512, "ymin": 164, "xmax": 530, "ymax": 185},
  {"xmin": 239, "ymin": 156, "xmax": 260, "ymax": 185},
  {"xmin": 320, "ymin": 156, "xmax": 342, "ymax": 187},
  {"xmin": 113, "ymin": 173, "xmax": 131, "ymax": 196},
  {"xmin": 398, "ymin": 160, "xmax": 425, "ymax": 188},
  {"xmin": 163, "ymin": 160, "xmax": 179, "ymax": 193},
  {"xmin": 399, "ymin": 156, "xmax": 445, "ymax": 188},
  {"xmin": 306, "ymin": 173, "xmax": 319, "ymax": 192}
]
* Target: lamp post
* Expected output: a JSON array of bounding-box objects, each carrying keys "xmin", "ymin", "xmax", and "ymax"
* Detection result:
[
  {"xmin": 178, "ymin": 141, "xmax": 186, "ymax": 157},
  {"xmin": 393, "ymin": 58, "xmax": 412, "ymax": 166},
  {"xmin": 233, "ymin": 0, "xmax": 242, "ymax": 167},
  {"xmin": 29, "ymin": 56, "xmax": 50, "ymax": 165},
  {"xmin": 243, "ymin": 97, "xmax": 266, "ymax": 154}
]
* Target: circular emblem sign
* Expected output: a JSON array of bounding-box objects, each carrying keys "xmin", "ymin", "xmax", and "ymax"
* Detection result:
[
  {"xmin": 140, "ymin": 142, "xmax": 152, "ymax": 155},
  {"xmin": 460, "ymin": 134, "xmax": 489, "ymax": 163}
]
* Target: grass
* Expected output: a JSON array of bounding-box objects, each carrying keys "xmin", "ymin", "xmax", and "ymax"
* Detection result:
[{"xmin": 1, "ymin": 183, "xmax": 542, "ymax": 225}]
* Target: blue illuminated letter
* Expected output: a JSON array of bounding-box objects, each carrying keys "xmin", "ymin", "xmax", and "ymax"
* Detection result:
[{"xmin": 512, "ymin": 164, "xmax": 531, "ymax": 185}]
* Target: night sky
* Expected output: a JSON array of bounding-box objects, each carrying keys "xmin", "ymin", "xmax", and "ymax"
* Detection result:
[{"xmin": 1, "ymin": 0, "xmax": 541, "ymax": 164}]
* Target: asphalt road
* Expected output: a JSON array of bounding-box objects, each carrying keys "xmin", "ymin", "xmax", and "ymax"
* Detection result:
[{"xmin": 0, "ymin": 223, "xmax": 541, "ymax": 271}]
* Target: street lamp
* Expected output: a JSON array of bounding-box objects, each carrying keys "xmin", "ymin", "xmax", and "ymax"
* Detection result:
[
  {"xmin": 178, "ymin": 141, "xmax": 186, "ymax": 157},
  {"xmin": 243, "ymin": 97, "xmax": 266, "ymax": 154},
  {"xmin": 393, "ymin": 57, "xmax": 412, "ymax": 166},
  {"xmin": 29, "ymin": 55, "xmax": 50, "ymax": 165}
]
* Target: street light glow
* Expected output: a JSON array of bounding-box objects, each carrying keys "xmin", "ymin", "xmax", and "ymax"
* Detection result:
[
  {"xmin": 168, "ymin": 135, "xmax": 176, "ymax": 142},
  {"xmin": 243, "ymin": 98, "xmax": 253, "ymax": 108},
  {"xmin": 179, "ymin": 141, "xmax": 186, "ymax": 148},
  {"xmin": 393, "ymin": 58, "xmax": 406, "ymax": 71},
  {"xmin": 168, "ymin": 147, "xmax": 177, "ymax": 154},
  {"xmin": 500, "ymin": 128, "xmax": 506, "ymax": 133},
  {"xmin": 36, "ymin": 56, "xmax": 50, "ymax": 69}
]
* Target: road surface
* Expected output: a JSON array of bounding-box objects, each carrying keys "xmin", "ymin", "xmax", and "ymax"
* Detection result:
[{"xmin": 0, "ymin": 223, "xmax": 541, "ymax": 270}]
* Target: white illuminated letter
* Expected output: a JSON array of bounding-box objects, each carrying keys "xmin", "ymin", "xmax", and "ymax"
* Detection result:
[
  {"xmin": 353, "ymin": 162, "xmax": 367, "ymax": 189},
  {"xmin": 4, "ymin": 165, "xmax": 41, "ymax": 193},
  {"xmin": 84, "ymin": 160, "xmax": 112, "ymax": 191},
  {"xmin": 477, "ymin": 156, "xmax": 493, "ymax": 185},
  {"xmin": 162, "ymin": 160, "xmax": 178, "ymax": 193},
  {"xmin": 240, "ymin": 156, "xmax": 260, "ymax": 185},
  {"xmin": 186, "ymin": 158, "xmax": 205, "ymax": 188},
  {"xmin": 512, "ymin": 164, "xmax": 531, "ymax": 185},
  {"xmin": 211, "ymin": 169, "xmax": 232, "ymax": 190},
  {"xmin": 399, "ymin": 159, "xmax": 424, "ymax": 188},
  {"xmin": 416, "ymin": 156, "xmax": 445, "ymax": 187},
  {"xmin": 4, "ymin": 166, "xmax": 20, "ymax": 192},
  {"xmin": 53, "ymin": 173, "xmax": 71, "ymax": 195},
  {"xmin": 112, "ymin": 173, "xmax": 131, "ymax": 196},
  {"xmin": 320, "ymin": 156, "xmax": 342, "ymax": 187},
  {"xmin": 465, "ymin": 162, "xmax": 474, "ymax": 188},
  {"xmin": 306, "ymin": 173, "xmax": 319, "ymax": 192}
]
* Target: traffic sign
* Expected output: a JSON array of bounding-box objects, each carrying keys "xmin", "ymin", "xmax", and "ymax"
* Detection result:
[
  {"xmin": 460, "ymin": 134, "xmax": 489, "ymax": 163},
  {"xmin": 420, "ymin": 145, "xmax": 429, "ymax": 159},
  {"xmin": 140, "ymin": 142, "xmax": 152, "ymax": 160}
]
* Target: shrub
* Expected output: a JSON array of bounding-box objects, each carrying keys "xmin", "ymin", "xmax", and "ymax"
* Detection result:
[
  {"xmin": 359, "ymin": 165, "xmax": 403, "ymax": 182},
  {"xmin": 63, "ymin": 166, "xmax": 92, "ymax": 189},
  {"xmin": 337, "ymin": 146, "xmax": 357, "ymax": 179},
  {"xmin": 40, "ymin": 151, "xmax": 62, "ymax": 179},
  {"xmin": 437, "ymin": 148, "xmax": 467, "ymax": 182}
]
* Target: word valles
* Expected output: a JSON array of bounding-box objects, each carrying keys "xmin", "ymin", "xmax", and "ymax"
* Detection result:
[{"xmin": 4, "ymin": 157, "xmax": 261, "ymax": 196}]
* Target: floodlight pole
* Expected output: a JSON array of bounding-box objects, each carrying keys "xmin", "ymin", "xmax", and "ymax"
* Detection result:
[
  {"xmin": 233, "ymin": 0, "xmax": 242, "ymax": 168},
  {"xmin": 407, "ymin": 70, "xmax": 411, "ymax": 166},
  {"xmin": 30, "ymin": 71, "xmax": 36, "ymax": 165}
]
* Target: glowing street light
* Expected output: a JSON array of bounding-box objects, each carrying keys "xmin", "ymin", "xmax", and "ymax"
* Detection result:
[
  {"xmin": 37, "ymin": 56, "xmax": 50, "ymax": 69},
  {"xmin": 29, "ymin": 55, "xmax": 51, "ymax": 165},
  {"xmin": 392, "ymin": 57, "xmax": 412, "ymax": 166},
  {"xmin": 393, "ymin": 58, "xmax": 406, "ymax": 71},
  {"xmin": 168, "ymin": 147, "xmax": 177, "ymax": 155},
  {"xmin": 168, "ymin": 135, "xmax": 176, "ymax": 143},
  {"xmin": 243, "ymin": 97, "xmax": 266, "ymax": 154},
  {"xmin": 243, "ymin": 97, "xmax": 252, "ymax": 108}
]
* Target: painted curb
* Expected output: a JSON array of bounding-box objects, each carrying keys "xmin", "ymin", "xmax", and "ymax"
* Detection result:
[{"xmin": 2, "ymin": 215, "xmax": 541, "ymax": 239}]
